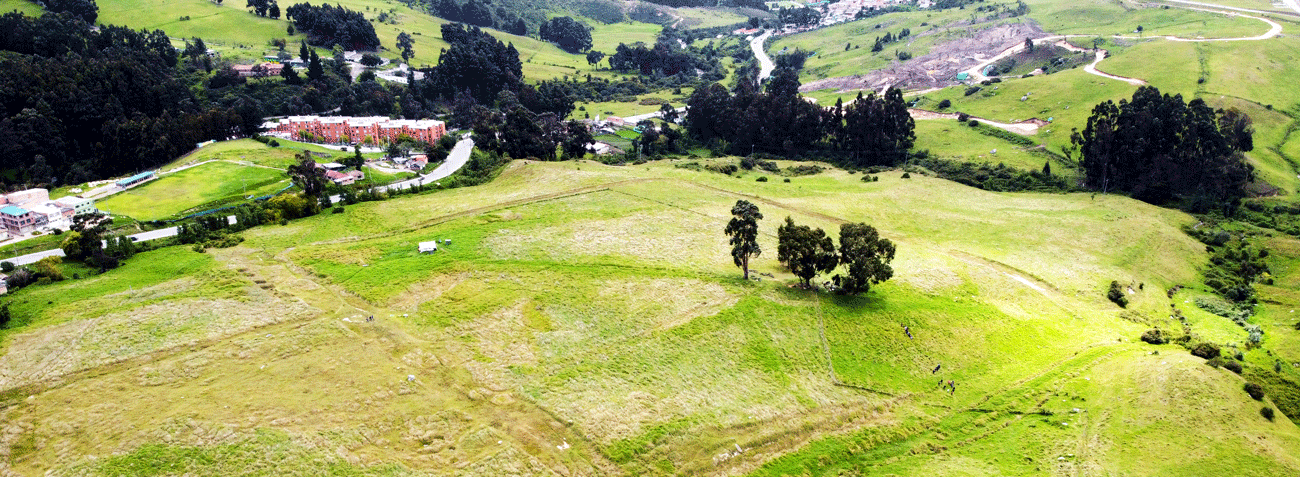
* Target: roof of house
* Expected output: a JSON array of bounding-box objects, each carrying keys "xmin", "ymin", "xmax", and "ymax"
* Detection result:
[
  {"xmin": 0, "ymin": 205, "xmax": 29, "ymax": 216},
  {"xmin": 116, "ymin": 171, "xmax": 155, "ymax": 186},
  {"xmin": 418, "ymin": 241, "xmax": 439, "ymax": 252}
]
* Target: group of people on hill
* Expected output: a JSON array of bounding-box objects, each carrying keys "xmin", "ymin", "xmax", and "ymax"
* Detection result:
[{"xmin": 908, "ymin": 324, "xmax": 956, "ymax": 396}]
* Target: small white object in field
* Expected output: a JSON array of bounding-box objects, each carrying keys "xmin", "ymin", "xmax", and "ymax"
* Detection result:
[{"xmin": 407, "ymin": 375, "xmax": 415, "ymax": 382}]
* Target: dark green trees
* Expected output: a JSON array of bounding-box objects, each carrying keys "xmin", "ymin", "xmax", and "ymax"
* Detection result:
[
  {"xmin": 396, "ymin": 32, "xmax": 414, "ymax": 62},
  {"xmin": 834, "ymin": 222, "xmax": 895, "ymax": 294},
  {"xmin": 287, "ymin": 152, "xmax": 327, "ymax": 198},
  {"xmin": 539, "ymin": 17, "xmax": 592, "ymax": 54},
  {"xmin": 1071, "ymin": 86, "xmax": 1254, "ymax": 210},
  {"xmin": 725, "ymin": 200, "xmax": 763, "ymax": 280},
  {"xmin": 777, "ymin": 217, "xmax": 838, "ymax": 287},
  {"xmin": 841, "ymin": 88, "xmax": 915, "ymax": 167}
]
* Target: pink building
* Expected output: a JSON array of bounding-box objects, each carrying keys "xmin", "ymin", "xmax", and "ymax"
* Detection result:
[{"xmin": 269, "ymin": 116, "xmax": 447, "ymax": 145}]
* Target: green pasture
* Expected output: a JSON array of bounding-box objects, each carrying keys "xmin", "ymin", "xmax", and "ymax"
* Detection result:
[
  {"xmin": 588, "ymin": 21, "xmax": 661, "ymax": 53},
  {"xmin": 3, "ymin": 154, "xmax": 1298, "ymax": 475},
  {"xmin": 912, "ymin": 67, "xmax": 1138, "ymax": 153},
  {"xmin": 674, "ymin": 7, "xmax": 751, "ymax": 30},
  {"xmin": 912, "ymin": 120, "xmax": 1076, "ymax": 178},
  {"xmin": 1025, "ymin": 0, "xmax": 1275, "ymax": 37},
  {"xmin": 97, "ymin": 161, "xmax": 289, "ymax": 221}
]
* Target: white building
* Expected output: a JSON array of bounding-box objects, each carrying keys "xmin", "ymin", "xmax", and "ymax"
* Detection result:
[{"xmin": 54, "ymin": 196, "xmax": 97, "ymax": 216}]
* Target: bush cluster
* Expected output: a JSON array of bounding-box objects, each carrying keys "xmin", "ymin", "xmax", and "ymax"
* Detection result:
[
  {"xmin": 1107, "ymin": 281, "xmax": 1129, "ymax": 308},
  {"xmin": 1140, "ymin": 329, "xmax": 1168, "ymax": 344},
  {"xmin": 1190, "ymin": 342, "xmax": 1220, "ymax": 360}
]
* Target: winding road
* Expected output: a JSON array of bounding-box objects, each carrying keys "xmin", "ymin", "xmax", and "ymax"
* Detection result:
[{"xmin": 959, "ymin": 1, "xmax": 1283, "ymax": 85}]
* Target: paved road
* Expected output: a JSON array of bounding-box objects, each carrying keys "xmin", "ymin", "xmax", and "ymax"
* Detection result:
[
  {"xmin": 329, "ymin": 134, "xmax": 475, "ymax": 202},
  {"xmin": 751, "ymin": 31, "xmax": 775, "ymax": 82},
  {"xmin": 7, "ymin": 137, "xmax": 475, "ymax": 267},
  {"xmin": 623, "ymin": 107, "xmax": 686, "ymax": 124}
]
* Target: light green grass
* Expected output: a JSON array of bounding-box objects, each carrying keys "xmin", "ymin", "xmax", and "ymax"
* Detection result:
[
  {"xmin": 97, "ymin": 161, "xmax": 289, "ymax": 221},
  {"xmin": 916, "ymin": 67, "xmax": 1139, "ymax": 154},
  {"xmin": 912, "ymin": 120, "xmax": 1078, "ymax": 178},
  {"xmin": 674, "ymin": 7, "xmax": 750, "ymax": 30},
  {"xmin": 588, "ymin": 21, "xmax": 661, "ymax": 53}
]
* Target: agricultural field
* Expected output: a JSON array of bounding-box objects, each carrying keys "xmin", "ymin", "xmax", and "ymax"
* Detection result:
[
  {"xmin": 97, "ymin": 161, "xmax": 291, "ymax": 221},
  {"xmin": 3, "ymin": 0, "xmax": 1300, "ymax": 475},
  {"xmin": 4, "ymin": 155, "xmax": 1300, "ymax": 475}
]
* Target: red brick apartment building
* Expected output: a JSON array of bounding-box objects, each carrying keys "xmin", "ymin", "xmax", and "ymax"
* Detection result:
[{"xmin": 267, "ymin": 116, "xmax": 447, "ymax": 144}]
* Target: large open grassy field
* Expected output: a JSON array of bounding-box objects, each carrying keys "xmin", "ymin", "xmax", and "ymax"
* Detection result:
[
  {"xmin": 3, "ymin": 153, "xmax": 1299, "ymax": 475},
  {"xmin": 97, "ymin": 161, "xmax": 290, "ymax": 221}
]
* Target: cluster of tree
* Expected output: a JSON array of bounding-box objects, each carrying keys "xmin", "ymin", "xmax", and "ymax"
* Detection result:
[
  {"xmin": 1070, "ymin": 86, "xmax": 1254, "ymax": 210},
  {"xmin": 774, "ymin": 48, "xmax": 811, "ymax": 71},
  {"xmin": 777, "ymin": 7, "xmax": 820, "ymax": 26},
  {"xmin": 467, "ymin": 91, "xmax": 592, "ymax": 161},
  {"xmin": 539, "ymin": 16, "xmax": 592, "ymax": 53},
  {"xmin": 870, "ymin": 28, "xmax": 910, "ymax": 53},
  {"xmin": 38, "ymin": 0, "xmax": 98, "ymax": 22},
  {"xmin": 725, "ymin": 200, "xmax": 895, "ymax": 294},
  {"xmin": 246, "ymin": 0, "xmax": 282, "ymax": 18},
  {"xmin": 429, "ymin": 0, "xmax": 528, "ymax": 36},
  {"xmin": 0, "ymin": 13, "xmax": 262, "ymax": 187},
  {"xmin": 608, "ymin": 41, "xmax": 710, "ymax": 76},
  {"xmin": 686, "ymin": 69, "xmax": 914, "ymax": 166},
  {"xmin": 285, "ymin": 3, "xmax": 381, "ymax": 50},
  {"xmin": 414, "ymin": 23, "xmax": 522, "ymax": 104},
  {"xmin": 59, "ymin": 214, "xmax": 128, "ymax": 271}
]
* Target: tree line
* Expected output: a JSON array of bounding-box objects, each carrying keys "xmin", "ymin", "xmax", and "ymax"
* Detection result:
[
  {"xmin": 1071, "ymin": 86, "xmax": 1254, "ymax": 211},
  {"xmin": 685, "ymin": 68, "xmax": 915, "ymax": 167}
]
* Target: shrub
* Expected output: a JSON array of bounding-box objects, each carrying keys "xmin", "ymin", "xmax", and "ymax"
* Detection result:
[
  {"xmin": 0, "ymin": 261, "xmax": 12, "ymax": 273},
  {"xmin": 1107, "ymin": 281, "xmax": 1129, "ymax": 308},
  {"xmin": 1262, "ymin": 406, "xmax": 1275, "ymax": 421},
  {"xmin": 956, "ymin": 112, "xmax": 970, "ymax": 122},
  {"xmin": 937, "ymin": 99, "xmax": 952, "ymax": 109},
  {"xmin": 1191, "ymin": 342, "xmax": 1220, "ymax": 360},
  {"xmin": 1223, "ymin": 360, "xmax": 1243, "ymax": 374},
  {"xmin": 967, "ymin": 119, "xmax": 979, "ymax": 127},
  {"xmin": 1244, "ymin": 382, "xmax": 1265, "ymax": 400},
  {"xmin": 964, "ymin": 86, "xmax": 982, "ymax": 96},
  {"xmin": 1140, "ymin": 329, "xmax": 1167, "ymax": 344},
  {"xmin": 332, "ymin": 206, "xmax": 345, "ymax": 214},
  {"xmin": 901, "ymin": 172, "xmax": 911, "ymax": 179},
  {"xmin": 783, "ymin": 178, "xmax": 791, "ymax": 183},
  {"xmin": 756, "ymin": 176, "xmax": 768, "ymax": 182}
]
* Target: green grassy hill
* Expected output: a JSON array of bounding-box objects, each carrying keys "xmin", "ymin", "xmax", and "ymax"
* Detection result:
[{"xmin": 3, "ymin": 157, "xmax": 1299, "ymax": 475}]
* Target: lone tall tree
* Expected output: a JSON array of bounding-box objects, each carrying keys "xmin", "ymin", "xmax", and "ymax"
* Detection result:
[
  {"xmin": 777, "ymin": 217, "xmax": 838, "ymax": 287},
  {"xmin": 834, "ymin": 222, "xmax": 895, "ymax": 295},
  {"xmin": 287, "ymin": 152, "xmax": 327, "ymax": 197},
  {"xmin": 725, "ymin": 200, "xmax": 763, "ymax": 280}
]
